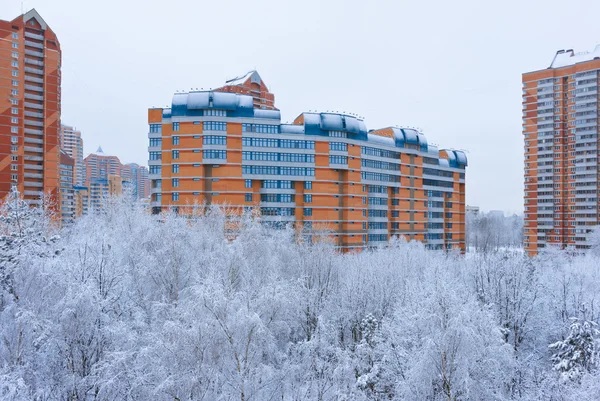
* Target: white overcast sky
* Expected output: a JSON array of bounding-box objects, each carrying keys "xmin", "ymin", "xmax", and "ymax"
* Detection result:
[{"xmin": 4, "ymin": 0, "xmax": 600, "ymax": 213}]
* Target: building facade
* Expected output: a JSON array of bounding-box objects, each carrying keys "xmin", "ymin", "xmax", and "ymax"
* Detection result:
[
  {"xmin": 59, "ymin": 150, "xmax": 74, "ymax": 224},
  {"xmin": 83, "ymin": 147, "xmax": 121, "ymax": 183},
  {"xmin": 148, "ymin": 72, "xmax": 467, "ymax": 251},
  {"xmin": 523, "ymin": 46, "xmax": 600, "ymax": 254},
  {"xmin": 0, "ymin": 9, "xmax": 61, "ymax": 206},
  {"xmin": 121, "ymin": 162, "xmax": 150, "ymax": 200},
  {"xmin": 59, "ymin": 124, "xmax": 84, "ymax": 185}
]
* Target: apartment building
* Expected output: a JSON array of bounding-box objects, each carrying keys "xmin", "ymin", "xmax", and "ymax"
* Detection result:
[
  {"xmin": 121, "ymin": 162, "xmax": 150, "ymax": 200},
  {"xmin": 59, "ymin": 124, "xmax": 84, "ymax": 185},
  {"xmin": 0, "ymin": 9, "xmax": 61, "ymax": 206},
  {"xmin": 83, "ymin": 147, "xmax": 121, "ymax": 182},
  {"xmin": 523, "ymin": 45, "xmax": 600, "ymax": 254},
  {"xmin": 148, "ymin": 72, "xmax": 467, "ymax": 251},
  {"xmin": 59, "ymin": 150, "xmax": 74, "ymax": 224}
]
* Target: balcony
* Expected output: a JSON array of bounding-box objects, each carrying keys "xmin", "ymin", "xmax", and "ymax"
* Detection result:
[
  {"xmin": 24, "ymin": 128, "xmax": 43, "ymax": 135},
  {"xmin": 24, "ymin": 146, "xmax": 43, "ymax": 153},
  {"xmin": 24, "ymin": 172, "xmax": 43, "ymax": 179},
  {"xmin": 24, "ymin": 181, "xmax": 43, "ymax": 188},
  {"xmin": 24, "ymin": 119, "xmax": 44, "ymax": 127},
  {"xmin": 24, "ymin": 85, "xmax": 44, "ymax": 93},
  {"xmin": 24, "ymin": 93, "xmax": 43, "ymax": 101},
  {"xmin": 24, "ymin": 102, "xmax": 43, "ymax": 110},
  {"xmin": 24, "ymin": 31, "xmax": 44, "ymax": 40},
  {"xmin": 24, "ymin": 67, "xmax": 44, "ymax": 76},
  {"xmin": 24, "ymin": 40, "xmax": 43, "ymax": 49}
]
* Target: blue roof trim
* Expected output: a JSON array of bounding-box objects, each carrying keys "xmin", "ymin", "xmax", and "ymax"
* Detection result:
[
  {"xmin": 454, "ymin": 150, "xmax": 468, "ymax": 166},
  {"xmin": 367, "ymin": 133, "xmax": 395, "ymax": 147},
  {"xmin": 402, "ymin": 129, "xmax": 419, "ymax": 144}
]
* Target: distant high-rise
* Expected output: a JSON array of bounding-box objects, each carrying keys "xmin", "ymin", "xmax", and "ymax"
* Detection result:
[
  {"xmin": 83, "ymin": 147, "xmax": 122, "ymax": 183},
  {"xmin": 60, "ymin": 124, "xmax": 84, "ymax": 185},
  {"xmin": 59, "ymin": 150, "xmax": 74, "ymax": 224},
  {"xmin": 121, "ymin": 163, "xmax": 150, "ymax": 199},
  {"xmin": 0, "ymin": 9, "xmax": 61, "ymax": 206},
  {"xmin": 523, "ymin": 46, "xmax": 600, "ymax": 254}
]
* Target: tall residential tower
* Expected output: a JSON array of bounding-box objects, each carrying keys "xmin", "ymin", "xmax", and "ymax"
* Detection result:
[
  {"xmin": 0, "ymin": 9, "xmax": 61, "ymax": 205},
  {"xmin": 148, "ymin": 72, "xmax": 467, "ymax": 251},
  {"xmin": 523, "ymin": 46, "xmax": 600, "ymax": 254}
]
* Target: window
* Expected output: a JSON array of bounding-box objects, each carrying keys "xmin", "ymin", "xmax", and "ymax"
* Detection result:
[
  {"xmin": 392, "ymin": 211, "xmax": 399, "ymax": 218},
  {"xmin": 11, "ymin": 89, "xmax": 18, "ymax": 96},
  {"xmin": 245, "ymin": 179, "xmax": 252, "ymax": 188},
  {"xmin": 304, "ymin": 208, "xmax": 313, "ymax": 217},
  {"xmin": 12, "ymin": 32, "xmax": 18, "ymax": 39},
  {"xmin": 203, "ymin": 121, "xmax": 227, "ymax": 131},
  {"xmin": 149, "ymin": 165, "xmax": 161, "ymax": 174},
  {"xmin": 172, "ymin": 136, "xmax": 180, "ymax": 145},
  {"xmin": 304, "ymin": 194, "xmax": 312, "ymax": 203},
  {"xmin": 172, "ymin": 178, "xmax": 179, "ymax": 187},
  {"xmin": 149, "ymin": 138, "xmax": 161, "ymax": 147},
  {"xmin": 149, "ymin": 151, "xmax": 161, "ymax": 160},
  {"xmin": 330, "ymin": 142, "xmax": 348, "ymax": 152},
  {"xmin": 329, "ymin": 130, "xmax": 347, "ymax": 138},
  {"xmin": 11, "ymin": 127, "xmax": 18, "ymax": 133},
  {"xmin": 172, "ymin": 122, "xmax": 180, "ymax": 131},
  {"xmin": 11, "ymin": 117, "xmax": 18, "ymax": 124},
  {"xmin": 242, "ymin": 124, "xmax": 279, "ymax": 134},
  {"xmin": 329, "ymin": 155, "xmax": 348, "ymax": 165},
  {"xmin": 11, "ymin": 60, "xmax": 18, "ymax": 68},
  {"xmin": 11, "ymin": 165, "xmax": 18, "ymax": 171},
  {"xmin": 11, "ymin": 174, "xmax": 18, "ymax": 181},
  {"xmin": 172, "ymin": 164, "xmax": 179, "ymax": 173},
  {"xmin": 12, "ymin": 42, "xmax": 18, "ymax": 48},
  {"xmin": 204, "ymin": 109, "xmax": 226, "ymax": 117},
  {"xmin": 12, "ymin": 80, "xmax": 18, "ymax": 86},
  {"xmin": 11, "ymin": 108, "xmax": 18, "ymax": 115},
  {"xmin": 304, "ymin": 181, "xmax": 312, "ymax": 190},
  {"xmin": 149, "ymin": 124, "xmax": 162, "ymax": 133},
  {"xmin": 11, "ymin": 137, "xmax": 18, "ymax": 144},
  {"xmin": 11, "ymin": 155, "xmax": 18, "ymax": 161},
  {"xmin": 172, "ymin": 192, "xmax": 179, "ymax": 201},
  {"xmin": 10, "ymin": 99, "xmax": 18, "ymax": 105},
  {"xmin": 245, "ymin": 193, "xmax": 252, "ymax": 202},
  {"xmin": 203, "ymin": 135, "xmax": 227, "ymax": 145},
  {"xmin": 11, "ymin": 51, "xmax": 18, "ymax": 59},
  {"xmin": 172, "ymin": 150, "xmax": 179, "ymax": 159},
  {"xmin": 203, "ymin": 150, "xmax": 226, "ymax": 159},
  {"xmin": 12, "ymin": 70, "xmax": 18, "ymax": 77}
]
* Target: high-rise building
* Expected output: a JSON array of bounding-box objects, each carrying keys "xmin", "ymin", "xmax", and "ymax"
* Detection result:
[
  {"xmin": 1, "ymin": 9, "xmax": 61, "ymax": 206},
  {"xmin": 73, "ymin": 185, "xmax": 89, "ymax": 217},
  {"xmin": 523, "ymin": 45, "xmax": 600, "ymax": 255},
  {"xmin": 121, "ymin": 162, "xmax": 150, "ymax": 199},
  {"xmin": 59, "ymin": 150, "xmax": 74, "ymax": 224},
  {"xmin": 83, "ymin": 147, "xmax": 122, "ymax": 183},
  {"xmin": 60, "ymin": 124, "xmax": 84, "ymax": 185},
  {"xmin": 148, "ymin": 72, "xmax": 467, "ymax": 251}
]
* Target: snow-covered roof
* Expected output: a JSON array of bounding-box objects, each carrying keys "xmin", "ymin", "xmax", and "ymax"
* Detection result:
[
  {"xmin": 225, "ymin": 70, "xmax": 262, "ymax": 86},
  {"xmin": 550, "ymin": 45, "xmax": 600, "ymax": 69}
]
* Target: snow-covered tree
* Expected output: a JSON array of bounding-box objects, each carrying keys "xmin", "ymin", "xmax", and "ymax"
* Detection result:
[{"xmin": 550, "ymin": 317, "xmax": 600, "ymax": 383}]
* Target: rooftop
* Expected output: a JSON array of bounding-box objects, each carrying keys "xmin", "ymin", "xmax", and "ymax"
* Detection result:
[{"xmin": 550, "ymin": 45, "xmax": 600, "ymax": 69}]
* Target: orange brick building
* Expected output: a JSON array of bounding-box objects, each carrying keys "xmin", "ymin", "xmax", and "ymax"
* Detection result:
[
  {"xmin": 148, "ymin": 71, "xmax": 467, "ymax": 251},
  {"xmin": 0, "ymin": 9, "xmax": 61, "ymax": 206},
  {"xmin": 523, "ymin": 46, "xmax": 600, "ymax": 254}
]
